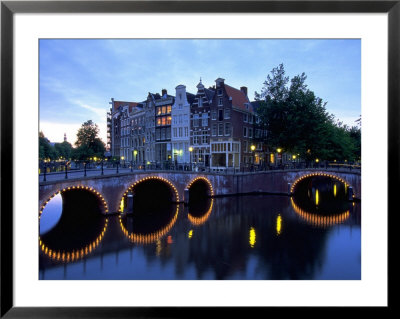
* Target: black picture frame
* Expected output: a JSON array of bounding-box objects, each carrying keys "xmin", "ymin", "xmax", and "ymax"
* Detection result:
[{"xmin": 1, "ymin": 0, "xmax": 396, "ymax": 317}]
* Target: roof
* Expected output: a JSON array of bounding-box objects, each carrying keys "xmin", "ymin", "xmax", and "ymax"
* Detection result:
[
  {"xmin": 113, "ymin": 101, "xmax": 139, "ymax": 113},
  {"xmin": 186, "ymin": 92, "xmax": 196, "ymax": 104},
  {"xmin": 224, "ymin": 84, "xmax": 253, "ymax": 112},
  {"xmin": 204, "ymin": 88, "xmax": 215, "ymax": 102}
]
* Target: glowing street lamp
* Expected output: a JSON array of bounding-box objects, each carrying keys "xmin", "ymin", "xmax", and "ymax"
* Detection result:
[
  {"xmin": 250, "ymin": 145, "xmax": 256, "ymax": 151},
  {"xmin": 189, "ymin": 147, "xmax": 193, "ymax": 171}
]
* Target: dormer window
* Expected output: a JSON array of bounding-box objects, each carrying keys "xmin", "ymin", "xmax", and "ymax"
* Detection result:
[
  {"xmin": 217, "ymin": 89, "xmax": 223, "ymax": 96},
  {"xmin": 198, "ymin": 97, "xmax": 203, "ymax": 107}
]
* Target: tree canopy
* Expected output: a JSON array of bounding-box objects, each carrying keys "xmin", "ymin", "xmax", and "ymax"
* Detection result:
[
  {"xmin": 72, "ymin": 120, "xmax": 105, "ymax": 160},
  {"xmin": 255, "ymin": 64, "xmax": 361, "ymax": 162}
]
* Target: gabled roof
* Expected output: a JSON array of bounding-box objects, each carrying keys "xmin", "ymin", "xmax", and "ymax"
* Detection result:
[
  {"xmin": 224, "ymin": 84, "xmax": 253, "ymax": 112},
  {"xmin": 204, "ymin": 88, "xmax": 215, "ymax": 102}
]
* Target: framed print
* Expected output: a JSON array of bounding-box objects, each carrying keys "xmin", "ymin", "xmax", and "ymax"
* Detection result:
[{"xmin": 1, "ymin": 0, "xmax": 396, "ymax": 317}]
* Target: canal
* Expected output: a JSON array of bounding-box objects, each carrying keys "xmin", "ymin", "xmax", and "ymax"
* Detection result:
[{"xmin": 39, "ymin": 180, "xmax": 361, "ymax": 280}]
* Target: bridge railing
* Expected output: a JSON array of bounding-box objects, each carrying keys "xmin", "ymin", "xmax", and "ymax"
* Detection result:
[{"xmin": 39, "ymin": 161, "xmax": 360, "ymax": 183}]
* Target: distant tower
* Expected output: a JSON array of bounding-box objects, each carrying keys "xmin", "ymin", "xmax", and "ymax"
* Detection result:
[{"xmin": 64, "ymin": 133, "xmax": 67, "ymax": 142}]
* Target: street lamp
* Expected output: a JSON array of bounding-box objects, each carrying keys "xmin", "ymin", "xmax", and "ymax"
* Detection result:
[
  {"xmin": 189, "ymin": 146, "xmax": 193, "ymax": 171},
  {"xmin": 277, "ymin": 148, "xmax": 282, "ymax": 167}
]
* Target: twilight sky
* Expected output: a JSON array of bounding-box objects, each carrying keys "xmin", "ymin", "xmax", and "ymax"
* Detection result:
[{"xmin": 39, "ymin": 39, "xmax": 361, "ymax": 145}]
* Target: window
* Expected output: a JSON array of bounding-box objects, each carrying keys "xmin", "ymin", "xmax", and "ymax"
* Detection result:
[
  {"xmin": 157, "ymin": 118, "xmax": 161, "ymax": 126},
  {"xmin": 173, "ymin": 128, "xmax": 177, "ymax": 138},
  {"xmin": 167, "ymin": 105, "xmax": 171, "ymax": 114},
  {"xmin": 224, "ymin": 109, "xmax": 230, "ymax": 119},
  {"xmin": 156, "ymin": 129, "xmax": 161, "ymax": 141},
  {"xmin": 179, "ymin": 127, "xmax": 183, "ymax": 137},
  {"xmin": 243, "ymin": 127, "xmax": 247, "ymax": 137},
  {"xmin": 166, "ymin": 116, "xmax": 171, "ymax": 125},
  {"xmin": 161, "ymin": 128, "xmax": 166, "ymax": 140},
  {"xmin": 193, "ymin": 114, "xmax": 199, "ymax": 127},
  {"xmin": 249, "ymin": 128, "xmax": 253, "ymax": 138},
  {"xmin": 202, "ymin": 131, "xmax": 208, "ymax": 144},
  {"xmin": 184, "ymin": 127, "xmax": 188, "ymax": 137},
  {"xmin": 193, "ymin": 136, "xmax": 199, "ymax": 144},
  {"xmin": 166, "ymin": 128, "xmax": 171, "ymax": 139},
  {"xmin": 212, "ymin": 124, "xmax": 217, "ymax": 136},
  {"xmin": 211, "ymin": 110, "xmax": 217, "ymax": 120},
  {"xmin": 225, "ymin": 123, "xmax": 231, "ymax": 136},
  {"xmin": 218, "ymin": 109, "xmax": 223, "ymax": 121},
  {"xmin": 249, "ymin": 115, "xmax": 253, "ymax": 124},
  {"xmin": 218, "ymin": 97, "xmax": 223, "ymax": 106},
  {"xmin": 244, "ymin": 140, "xmax": 248, "ymax": 152},
  {"xmin": 217, "ymin": 89, "xmax": 223, "ymax": 96},
  {"xmin": 218, "ymin": 123, "xmax": 223, "ymax": 136},
  {"xmin": 255, "ymin": 129, "xmax": 260, "ymax": 138},
  {"xmin": 198, "ymin": 97, "xmax": 203, "ymax": 107},
  {"xmin": 202, "ymin": 115, "xmax": 208, "ymax": 127},
  {"xmin": 243, "ymin": 113, "xmax": 248, "ymax": 122}
]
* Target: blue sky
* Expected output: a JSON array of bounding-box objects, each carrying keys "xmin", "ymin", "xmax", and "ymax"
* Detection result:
[{"xmin": 39, "ymin": 39, "xmax": 361, "ymax": 145}]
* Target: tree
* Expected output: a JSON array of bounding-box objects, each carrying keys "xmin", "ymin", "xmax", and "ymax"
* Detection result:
[
  {"xmin": 255, "ymin": 64, "xmax": 361, "ymax": 162},
  {"xmin": 54, "ymin": 141, "xmax": 73, "ymax": 159},
  {"xmin": 72, "ymin": 120, "xmax": 105, "ymax": 160},
  {"xmin": 39, "ymin": 131, "xmax": 58, "ymax": 160}
]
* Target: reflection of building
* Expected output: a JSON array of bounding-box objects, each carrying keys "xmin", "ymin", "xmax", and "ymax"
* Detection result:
[
  {"xmin": 171, "ymin": 85, "xmax": 195, "ymax": 164},
  {"xmin": 190, "ymin": 79, "xmax": 214, "ymax": 168},
  {"xmin": 154, "ymin": 89, "xmax": 174, "ymax": 163}
]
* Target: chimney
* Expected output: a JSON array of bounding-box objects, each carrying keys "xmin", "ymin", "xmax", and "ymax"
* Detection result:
[
  {"xmin": 162, "ymin": 89, "xmax": 167, "ymax": 96},
  {"xmin": 215, "ymin": 78, "xmax": 225, "ymax": 87},
  {"xmin": 240, "ymin": 86, "xmax": 248, "ymax": 96}
]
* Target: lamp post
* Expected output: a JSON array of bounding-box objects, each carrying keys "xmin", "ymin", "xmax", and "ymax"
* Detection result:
[
  {"xmin": 250, "ymin": 145, "xmax": 256, "ymax": 171},
  {"xmin": 277, "ymin": 148, "xmax": 282, "ymax": 168},
  {"xmin": 189, "ymin": 146, "xmax": 193, "ymax": 171}
]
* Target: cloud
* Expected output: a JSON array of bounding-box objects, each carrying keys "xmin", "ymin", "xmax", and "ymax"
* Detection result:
[{"xmin": 73, "ymin": 100, "xmax": 107, "ymax": 118}]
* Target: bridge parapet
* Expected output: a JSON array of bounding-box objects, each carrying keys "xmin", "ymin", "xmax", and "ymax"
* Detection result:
[{"xmin": 39, "ymin": 169, "xmax": 361, "ymax": 214}]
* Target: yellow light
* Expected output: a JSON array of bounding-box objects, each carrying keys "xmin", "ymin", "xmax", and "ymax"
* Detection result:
[
  {"xmin": 315, "ymin": 189, "xmax": 319, "ymax": 206},
  {"xmin": 120, "ymin": 199, "xmax": 125, "ymax": 212},
  {"xmin": 276, "ymin": 214, "xmax": 282, "ymax": 235},
  {"xmin": 121, "ymin": 156, "xmax": 125, "ymax": 160},
  {"xmin": 333, "ymin": 184, "xmax": 337, "ymax": 197},
  {"xmin": 292, "ymin": 155, "xmax": 296, "ymax": 160},
  {"xmin": 189, "ymin": 147, "xmax": 193, "ymax": 152},
  {"xmin": 94, "ymin": 157, "xmax": 97, "ymax": 161},
  {"xmin": 249, "ymin": 227, "xmax": 256, "ymax": 248},
  {"xmin": 315, "ymin": 158, "xmax": 319, "ymax": 163},
  {"xmin": 277, "ymin": 148, "xmax": 282, "ymax": 153},
  {"xmin": 134, "ymin": 150, "xmax": 138, "ymax": 155},
  {"xmin": 250, "ymin": 145, "xmax": 256, "ymax": 151},
  {"xmin": 188, "ymin": 230, "xmax": 193, "ymax": 239}
]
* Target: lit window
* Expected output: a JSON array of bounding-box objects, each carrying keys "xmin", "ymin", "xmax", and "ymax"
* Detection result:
[{"xmin": 219, "ymin": 97, "xmax": 223, "ymax": 106}]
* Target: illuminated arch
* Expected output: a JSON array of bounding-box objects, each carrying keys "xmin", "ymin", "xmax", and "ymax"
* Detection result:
[
  {"xmin": 118, "ymin": 176, "xmax": 180, "ymax": 212},
  {"xmin": 119, "ymin": 205, "xmax": 179, "ymax": 244},
  {"xmin": 39, "ymin": 218, "xmax": 108, "ymax": 263},
  {"xmin": 185, "ymin": 176, "xmax": 214, "ymax": 196},
  {"xmin": 39, "ymin": 185, "xmax": 109, "ymax": 217},
  {"xmin": 188, "ymin": 199, "xmax": 214, "ymax": 226},
  {"xmin": 290, "ymin": 172, "xmax": 352, "ymax": 194},
  {"xmin": 290, "ymin": 198, "xmax": 350, "ymax": 228}
]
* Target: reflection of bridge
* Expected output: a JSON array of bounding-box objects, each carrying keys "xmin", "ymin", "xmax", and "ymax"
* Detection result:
[{"xmin": 39, "ymin": 169, "xmax": 361, "ymax": 214}]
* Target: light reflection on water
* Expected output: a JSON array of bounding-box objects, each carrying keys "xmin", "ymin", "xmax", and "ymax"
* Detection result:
[{"xmin": 39, "ymin": 193, "xmax": 361, "ymax": 280}]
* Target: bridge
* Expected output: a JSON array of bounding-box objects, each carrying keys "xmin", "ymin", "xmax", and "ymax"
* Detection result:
[{"xmin": 39, "ymin": 169, "xmax": 361, "ymax": 214}]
